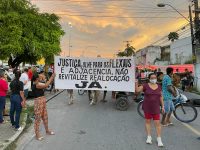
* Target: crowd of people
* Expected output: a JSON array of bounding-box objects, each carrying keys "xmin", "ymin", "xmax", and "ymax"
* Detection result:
[
  {"xmin": 0, "ymin": 65, "xmax": 56, "ymax": 140},
  {"xmin": 0, "ymin": 65, "xmax": 197, "ymax": 146}
]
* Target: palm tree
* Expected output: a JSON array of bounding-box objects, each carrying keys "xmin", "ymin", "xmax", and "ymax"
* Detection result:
[{"xmin": 168, "ymin": 32, "xmax": 179, "ymax": 42}]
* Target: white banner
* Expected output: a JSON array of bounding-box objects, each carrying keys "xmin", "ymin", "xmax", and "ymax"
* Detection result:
[{"xmin": 54, "ymin": 56, "xmax": 135, "ymax": 92}]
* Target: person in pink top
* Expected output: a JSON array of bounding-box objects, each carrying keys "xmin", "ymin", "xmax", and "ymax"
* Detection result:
[{"xmin": 0, "ymin": 70, "xmax": 8, "ymax": 124}]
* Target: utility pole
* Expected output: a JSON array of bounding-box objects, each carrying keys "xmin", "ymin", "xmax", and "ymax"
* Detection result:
[
  {"xmin": 189, "ymin": 5, "xmax": 196, "ymax": 63},
  {"xmin": 123, "ymin": 40, "xmax": 132, "ymax": 48},
  {"xmin": 194, "ymin": 0, "xmax": 200, "ymax": 59}
]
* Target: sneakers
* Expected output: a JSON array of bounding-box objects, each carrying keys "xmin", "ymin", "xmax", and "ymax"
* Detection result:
[
  {"xmin": 146, "ymin": 136, "xmax": 164, "ymax": 147},
  {"xmin": 157, "ymin": 137, "xmax": 164, "ymax": 147},
  {"xmin": 68, "ymin": 98, "xmax": 74, "ymax": 105},
  {"xmin": 146, "ymin": 136, "xmax": 152, "ymax": 144},
  {"xmin": 89, "ymin": 100, "xmax": 96, "ymax": 105},
  {"xmin": 100, "ymin": 99, "xmax": 107, "ymax": 103},
  {"xmin": 16, "ymin": 127, "xmax": 22, "ymax": 131}
]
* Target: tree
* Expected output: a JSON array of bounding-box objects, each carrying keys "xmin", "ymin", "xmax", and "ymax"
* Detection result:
[
  {"xmin": 0, "ymin": 0, "xmax": 64, "ymax": 68},
  {"xmin": 168, "ymin": 32, "xmax": 179, "ymax": 42},
  {"xmin": 117, "ymin": 43, "xmax": 136, "ymax": 57}
]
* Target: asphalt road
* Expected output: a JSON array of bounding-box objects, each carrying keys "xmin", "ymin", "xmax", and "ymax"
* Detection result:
[{"xmin": 18, "ymin": 91, "xmax": 200, "ymax": 150}]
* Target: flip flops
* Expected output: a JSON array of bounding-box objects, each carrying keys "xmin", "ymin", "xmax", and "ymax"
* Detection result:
[
  {"xmin": 36, "ymin": 136, "xmax": 44, "ymax": 141},
  {"xmin": 46, "ymin": 131, "xmax": 55, "ymax": 135}
]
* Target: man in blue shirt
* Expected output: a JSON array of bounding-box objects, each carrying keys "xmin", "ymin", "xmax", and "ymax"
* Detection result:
[{"xmin": 161, "ymin": 67, "xmax": 176, "ymax": 126}]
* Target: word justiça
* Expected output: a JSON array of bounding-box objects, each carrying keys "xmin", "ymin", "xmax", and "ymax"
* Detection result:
[{"xmin": 57, "ymin": 58, "xmax": 132, "ymax": 68}]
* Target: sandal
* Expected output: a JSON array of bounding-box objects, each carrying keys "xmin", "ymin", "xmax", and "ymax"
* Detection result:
[
  {"xmin": 167, "ymin": 122, "xmax": 174, "ymax": 126},
  {"xmin": 161, "ymin": 124, "xmax": 168, "ymax": 127},
  {"xmin": 46, "ymin": 130, "xmax": 55, "ymax": 135},
  {"xmin": 36, "ymin": 136, "xmax": 44, "ymax": 141}
]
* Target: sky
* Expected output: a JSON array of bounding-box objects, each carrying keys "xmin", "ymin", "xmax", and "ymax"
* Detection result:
[{"xmin": 30, "ymin": 0, "xmax": 192, "ymax": 58}]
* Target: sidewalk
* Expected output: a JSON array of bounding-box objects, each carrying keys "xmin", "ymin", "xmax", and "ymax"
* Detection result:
[{"xmin": 0, "ymin": 90, "xmax": 63, "ymax": 150}]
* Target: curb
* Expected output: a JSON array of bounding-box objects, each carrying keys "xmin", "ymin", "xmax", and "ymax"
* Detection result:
[
  {"xmin": 1, "ymin": 90, "xmax": 65, "ymax": 150},
  {"xmin": 1, "ymin": 113, "xmax": 28, "ymax": 150}
]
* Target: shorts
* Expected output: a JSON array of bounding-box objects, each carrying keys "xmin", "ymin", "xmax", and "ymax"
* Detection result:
[
  {"xmin": 164, "ymin": 100, "xmax": 175, "ymax": 113},
  {"xmin": 144, "ymin": 113, "xmax": 160, "ymax": 120}
]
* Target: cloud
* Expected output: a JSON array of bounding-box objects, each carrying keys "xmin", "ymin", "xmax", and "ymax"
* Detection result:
[{"xmin": 30, "ymin": 0, "xmax": 190, "ymax": 58}]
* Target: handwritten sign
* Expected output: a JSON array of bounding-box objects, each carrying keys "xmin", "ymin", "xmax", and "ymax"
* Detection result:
[{"xmin": 54, "ymin": 56, "xmax": 135, "ymax": 92}]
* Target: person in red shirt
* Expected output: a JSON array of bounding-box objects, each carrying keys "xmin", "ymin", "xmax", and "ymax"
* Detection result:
[
  {"xmin": 28, "ymin": 67, "xmax": 33, "ymax": 80},
  {"xmin": 0, "ymin": 70, "xmax": 8, "ymax": 124}
]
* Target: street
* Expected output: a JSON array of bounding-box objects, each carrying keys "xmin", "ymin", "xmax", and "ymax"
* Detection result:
[{"xmin": 18, "ymin": 91, "xmax": 200, "ymax": 150}]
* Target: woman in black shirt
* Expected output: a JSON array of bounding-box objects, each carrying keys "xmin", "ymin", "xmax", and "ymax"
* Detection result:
[
  {"xmin": 31, "ymin": 73, "xmax": 55, "ymax": 141},
  {"xmin": 9, "ymin": 71, "xmax": 26, "ymax": 130}
]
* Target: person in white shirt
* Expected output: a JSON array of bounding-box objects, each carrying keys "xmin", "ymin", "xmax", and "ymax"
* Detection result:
[{"xmin": 20, "ymin": 68, "xmax": 29, "ymax": 98}]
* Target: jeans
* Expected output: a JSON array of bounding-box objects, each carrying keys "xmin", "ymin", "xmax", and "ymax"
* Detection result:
[
  {"xmin": 0, "ymin": 96, "xmax": 6, "ymax": 123},
  {"xmin": 10, "ymin": 94, "xmax": 22, "ymax": 129},
  {"xmin": 24, "ymin": 89, "xmax": 28, "ymax": 98}
]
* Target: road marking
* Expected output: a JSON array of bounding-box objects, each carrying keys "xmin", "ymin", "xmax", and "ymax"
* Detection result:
[
  {"xmin": 172, "ymin": 115, "xmax": 200, "ymax": 136},
  {"xmin": 181, "ymin": 123, "xmax": 200, "ymax": 136}
]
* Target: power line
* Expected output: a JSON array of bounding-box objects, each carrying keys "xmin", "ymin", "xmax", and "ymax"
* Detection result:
[
  {"xmin": 31, "ymin": 0, "xmax": 188, "ymax": 11},
  {"xmin": 44, "ymin": 10, "xmax": 188, "ymax": 14},
  {"xmin": 150, "ymin": 23, "xmax": 190, "ymax": 45},
  {"xmin": 31, "ymin": 0, "xmax": 135, "ymax": 2},
  {"xmin": 51, "ymin": 13, "xmax": 184, "ymax": 19}
]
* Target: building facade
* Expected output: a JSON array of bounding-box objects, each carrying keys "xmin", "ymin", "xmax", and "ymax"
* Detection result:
[
  {"xmin": 136, "ymin": 45, "xmax": 161, "ymax": 65},
  {"xmin": 170, "ymin": 36, "xmax": 193, "ymax": 64}
]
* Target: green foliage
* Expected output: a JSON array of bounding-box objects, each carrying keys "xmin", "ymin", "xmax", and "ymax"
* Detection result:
[
  {"xmin": 0, "ymin": 0, "xmax": 64, "ymax": 67},
  {"xmin": 168, "ymin": 32, "xmax": 179, "ymax": 42},
  {"xmin": 117, "ymin": 44, "xmax": 136, "ymax": 57}
]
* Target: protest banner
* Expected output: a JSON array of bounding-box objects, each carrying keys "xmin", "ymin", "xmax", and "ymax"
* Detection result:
[{"xmin": 54, "ymin": 56, "xmax": 135, "ymax": 92}]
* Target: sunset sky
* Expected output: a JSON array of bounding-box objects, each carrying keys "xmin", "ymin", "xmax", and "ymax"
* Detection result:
[{"xmin": 31, "ymin": 0, "xmax": 191, "ymax": 58}]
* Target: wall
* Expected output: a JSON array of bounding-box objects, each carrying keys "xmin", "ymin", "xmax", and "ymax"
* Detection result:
[
  {"xmin": 170, "ymin": 36, "xmax": 193, "ymax": 64},
  {"xmin": 195, "ymin": 63, "xmax": 200, "ymax": 91},
  {"xmin": 136, "ymin": 46, "xmax": 161, "ymax": 65}
]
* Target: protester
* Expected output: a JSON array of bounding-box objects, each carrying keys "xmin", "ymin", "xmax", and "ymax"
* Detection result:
[
  {"xmin": 9, "ymin": 71, "xmax": 26, "ymax": 130},
  {"xmin": 0, "ymin": 70, "xmax": 8, "ymax": 124},
  {"xmin": 188, "ymin": 71, "xmax": 194, "ymax": 90},
  {"xmin": 175, "ymin": 74, "xmax": 181, "ymax": 87},
  {"xmin": 135, "ymin": 67, "xmax": 141, "ymax": 79},
  {"xmin": 157, "ymin": 72, "xmax": 164, "ymax": 85},
  {"xmin": 28, "ymin": 67, "xmax": 33, "ymax": 81},
  {"xmin": 39, "ymin": 71, "xmax": 46, "ymax": 83},
  {"xmin": 2, "ymin": 73, "xmax": 9, "ymax": 116},
  {"xmin": 101, "ymin": 91, "xmax": 107, "ymax": 102},
  {"xmin": 31, "ymin": 73, "xmax": 55, "ymax": 140},
  {"xmin": 67, "ymin": 89, "xmax": 74, "ymax": 105},
  {"xmin": 161, "ymin": 67, "xmax": 176, "ymax": 126},
  {"xmin": 135, "ymin": 73, "xmax": 164, "ymax": 147},
  {"xmin": 89, "ymin": 90, "xmax": 100, "ymax": 105},
  {"xmin": 181, "ymin": 74, "xmax": 188, "ymax": 92},
  {"xmin": 20, "ymin": 68, "xmax": 29, "ymax": 98},
  {"xmin": 48, "ymin": 66, "xmax": 53, "ymax": 78}
]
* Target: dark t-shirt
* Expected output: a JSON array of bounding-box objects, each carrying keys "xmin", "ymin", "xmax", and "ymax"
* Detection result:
[
  {"xmin": 142, "ymin": 83, "xmax": 162, "ymax": 114},
  {"xmin": 10, "ymin": 79, "xmax": 24, "ymax": 95},
  {"xmin": 32, "ymin": 84, "xmax": 44, "ymax": 98}
]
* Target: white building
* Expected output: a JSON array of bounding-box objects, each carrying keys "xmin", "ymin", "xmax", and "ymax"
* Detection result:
[
  {"xmin": 136, "ymin": 45, "xmax": 161, "ymax": 65},
  {"xmin": 170, "ymin": 36, "xmax": 193, "ymax": 64}
]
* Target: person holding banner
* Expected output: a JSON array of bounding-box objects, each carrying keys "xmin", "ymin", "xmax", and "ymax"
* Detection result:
[
  {"xmin": 67, "ymin": 89, "xmax": 74, "ymax": 105},
  {"xmin": 89, "ymin": 90, "xmax": 100, "ymax": 105},
  {"xmin": 31, "ymin": 73, "xmax": 55, "ymax": 141},
  {"xmin": 135, "ymin": 73, "xmax": 164, "ymax": 147}
]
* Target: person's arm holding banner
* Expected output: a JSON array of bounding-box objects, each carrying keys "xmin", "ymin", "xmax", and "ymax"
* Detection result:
[
  {"xmin": 36, "ymin": 73, "xmax": 56, "ymax": 89},
  {"xmin": 135, "ymin": 79, "xmax": 143, "ymax": 93}
]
